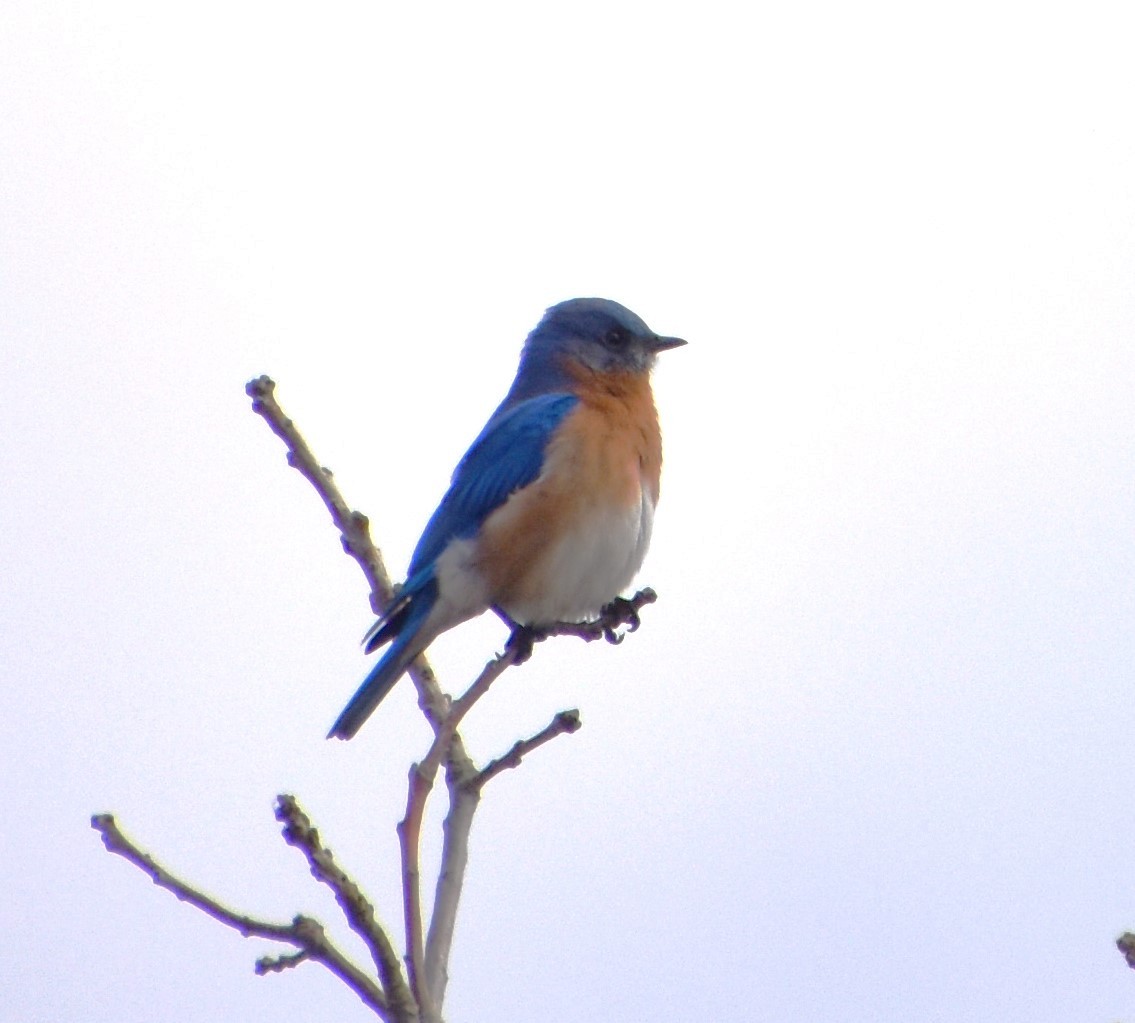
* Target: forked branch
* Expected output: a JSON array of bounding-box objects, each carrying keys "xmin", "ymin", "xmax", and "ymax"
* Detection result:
[
  {"xmin": 93, "ymin": 376, "xmax": 653, "ymax": 1022},
  {"xmin": 91, "ymin": 811, "xmax": 392, "ymax": 1017}
]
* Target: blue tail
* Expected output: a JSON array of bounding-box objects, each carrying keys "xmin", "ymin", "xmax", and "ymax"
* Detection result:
[{"xmin": 328, "ymin": 582, "xmax": 438, "ymax": 740}]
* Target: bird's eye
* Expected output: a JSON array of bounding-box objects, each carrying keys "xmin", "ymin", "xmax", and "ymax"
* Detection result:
[{"xmin": 604, "ymin": 328, "xmax": 629, "ymax": 349}]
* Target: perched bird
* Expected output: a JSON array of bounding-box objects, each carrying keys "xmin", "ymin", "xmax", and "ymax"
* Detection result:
[{"xmin": 328, "ymin": 298, "xmax": 685, "ymax": 739}]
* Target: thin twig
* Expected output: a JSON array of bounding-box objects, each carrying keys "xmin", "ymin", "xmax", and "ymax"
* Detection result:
[
  {"xmin": 423, "ymin": 772, "xmax": 478, "ymax": 1007},
  {"xmin": 397, "ymin": 767, "xmax": 434, "ymax": 1021},
  {"xmin": 245, "ymin": 376, "xmax": 659, "ymax": 1023},
  {"xmin": 256, "ymin": 948, "xmax": 311, "ymax": 974},
  {"xmin": 470, "ymin": 710, "xmax": 583, "ymax": 792},
  {"xmin": 399, "ymin": 589, "xmax": 653, "ymax": 1008},
  {"xmin": 245, "ymin": 375, "xmax": 394, "ymax": 613},
  {"xmin": 398, "ymin": 648, "xmax": 520, "ymax": 1016},
  {"xmin": 420, "ymin": 650, "xmax": 522, "ymax": 783},
  {"xmin": 274, "ymin": 795, "xmax": 417, "ymax": 1021},
  {"xmin": 248, "ymin": 375, "xmax": 480, "ymax": 1021},
  {"xmin": 246, "ymin": 375, "xmax": 451, "ymax": 730},
  {"xmin": 91, "ymin": 813, "xmax": 388, "ymax": 1016},
  {"xmin": 421, "ymin": 705, "xmax": 581, "ymax": 1003}
]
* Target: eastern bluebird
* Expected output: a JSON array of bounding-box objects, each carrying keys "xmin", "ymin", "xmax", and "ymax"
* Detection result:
[{"xmin": 328, "ymin": 298, "xmax": 685, "ymax": 739}]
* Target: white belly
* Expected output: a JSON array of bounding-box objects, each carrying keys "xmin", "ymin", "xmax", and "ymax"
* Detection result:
[
  {"xmin": 432, "ymin": 490, "xmax": 655, "ymax": 629},
  {"xmin": 499, "ymin": 490, "xmax": 656, "ymax": 625}
]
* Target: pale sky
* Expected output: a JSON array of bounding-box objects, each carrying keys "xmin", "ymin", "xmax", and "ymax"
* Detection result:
[{"xmin": 3, "ymin": 2, "xmax": 1134, "ymax": 1021}]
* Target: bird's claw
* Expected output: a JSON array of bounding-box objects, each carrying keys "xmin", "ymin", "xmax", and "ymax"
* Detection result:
[
  {"xmin": 506, "ymin": 624, "xmax": 546, "ymax": 665},
  {"xmin": 598, "ymin": 593, "xmax": 647, "ymax": 644},
  {"xmin": 506, "ymin": 587, "xmax": 657, "ymax": 657}
]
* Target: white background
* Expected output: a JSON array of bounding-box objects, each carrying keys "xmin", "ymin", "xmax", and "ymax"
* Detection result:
[{"xmin": 3, "ymin": 2, "xmax": 1134, "ymax": 1020}]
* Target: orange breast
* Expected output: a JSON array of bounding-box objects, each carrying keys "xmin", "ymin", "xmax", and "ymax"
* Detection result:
[{"xmin": 473, "ymin": 364, "xmax": 663, "ymax": 610}]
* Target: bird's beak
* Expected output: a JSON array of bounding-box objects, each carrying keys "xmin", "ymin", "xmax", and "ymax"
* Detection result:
[{"xmin": 650, "ymin": 335, "xmax": 687, "ymax": 352}]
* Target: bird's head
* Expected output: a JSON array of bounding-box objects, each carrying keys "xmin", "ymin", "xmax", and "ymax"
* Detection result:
[
  {"xmin": 484, "ymin": 298, "xmax": 685, "ymax": 423},
  {"xmin": 527, "ymin": 297, "xmax": 687, "ymax": 377}
]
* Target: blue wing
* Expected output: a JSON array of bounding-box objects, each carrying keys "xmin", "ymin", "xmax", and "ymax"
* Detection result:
[
  {"xmin": 331, "ymin": 392, "xmax": 580, "ymax": 738},
  {"xmin": 406, "ymin": 392, "xmax": 579, "ymax": 575},
  {"xmin": 356, "ymin": 391, "xmax": 579, "ymax": 658}
]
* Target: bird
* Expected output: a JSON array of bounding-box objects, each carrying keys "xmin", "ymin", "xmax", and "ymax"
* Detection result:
[{"xmin": 328, "ymin": 298, "xmax": 685, "ymax": 739}]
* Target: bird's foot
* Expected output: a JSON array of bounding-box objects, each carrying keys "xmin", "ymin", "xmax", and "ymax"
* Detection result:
[
  {"xmin": 502, "ymin": 588, "xmax": 657, "ymax": 659},
  {"xmin": 506, "ymin": 623, "xmax": 549, "ymax": 665},
  {"xmin": 597, "ymin": 587, "xmax": 658, "ymax": 644}
]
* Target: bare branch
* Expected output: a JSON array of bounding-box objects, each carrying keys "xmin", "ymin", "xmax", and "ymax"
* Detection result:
[
  {"xmin": 396, "ymin": 589, "xmax": 651, "ymax": 1008},
  {"xmin": 245, "ymin": 375, "xmax": 451, "ymax": 731},
  {"xmin": 91, "ymin": 813, "xmax": 388, "ymax": 1016},
  {"xmin": 247, "ymin": 375, "xmax": 481, "ymax": 1019},
  {"xmin": 94, "ymin": 378, "xmax": 666, "ymax": 1023},
  {"xmin": 470, "ymin": 709, "xmax": 582, "ymax": 792},
  {"xmin": 397, "ymin": 767, "xmax": 434, "ymax": 1021},
  {"xmin": 424, "ymin": 773, "xmax": 478, "ymax": 1007},
  {"xmin": 245, "ymin": 375, "xmax": 394, "ymax": 612},
  {"xmin": 92, "ymin": 812, "xmax": 296, "ymax": 942},
  {"xmin": 256, "ymin": 948, "xmax": 311, "ymax": 974},
  {"xmin": 275, "ymin": 795, "xmax": 416, "ymax": 1022},
  {"xmin": 420, "ymin": 650, "xmax": 521, "ymax": 783},
  {"xmin": 397, "ymin": 648, "xmax": 519, "ymax": 1017},
  {"xmin": 240, "ymin": 377, "xmax": 661, "ymax": 1020}
]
